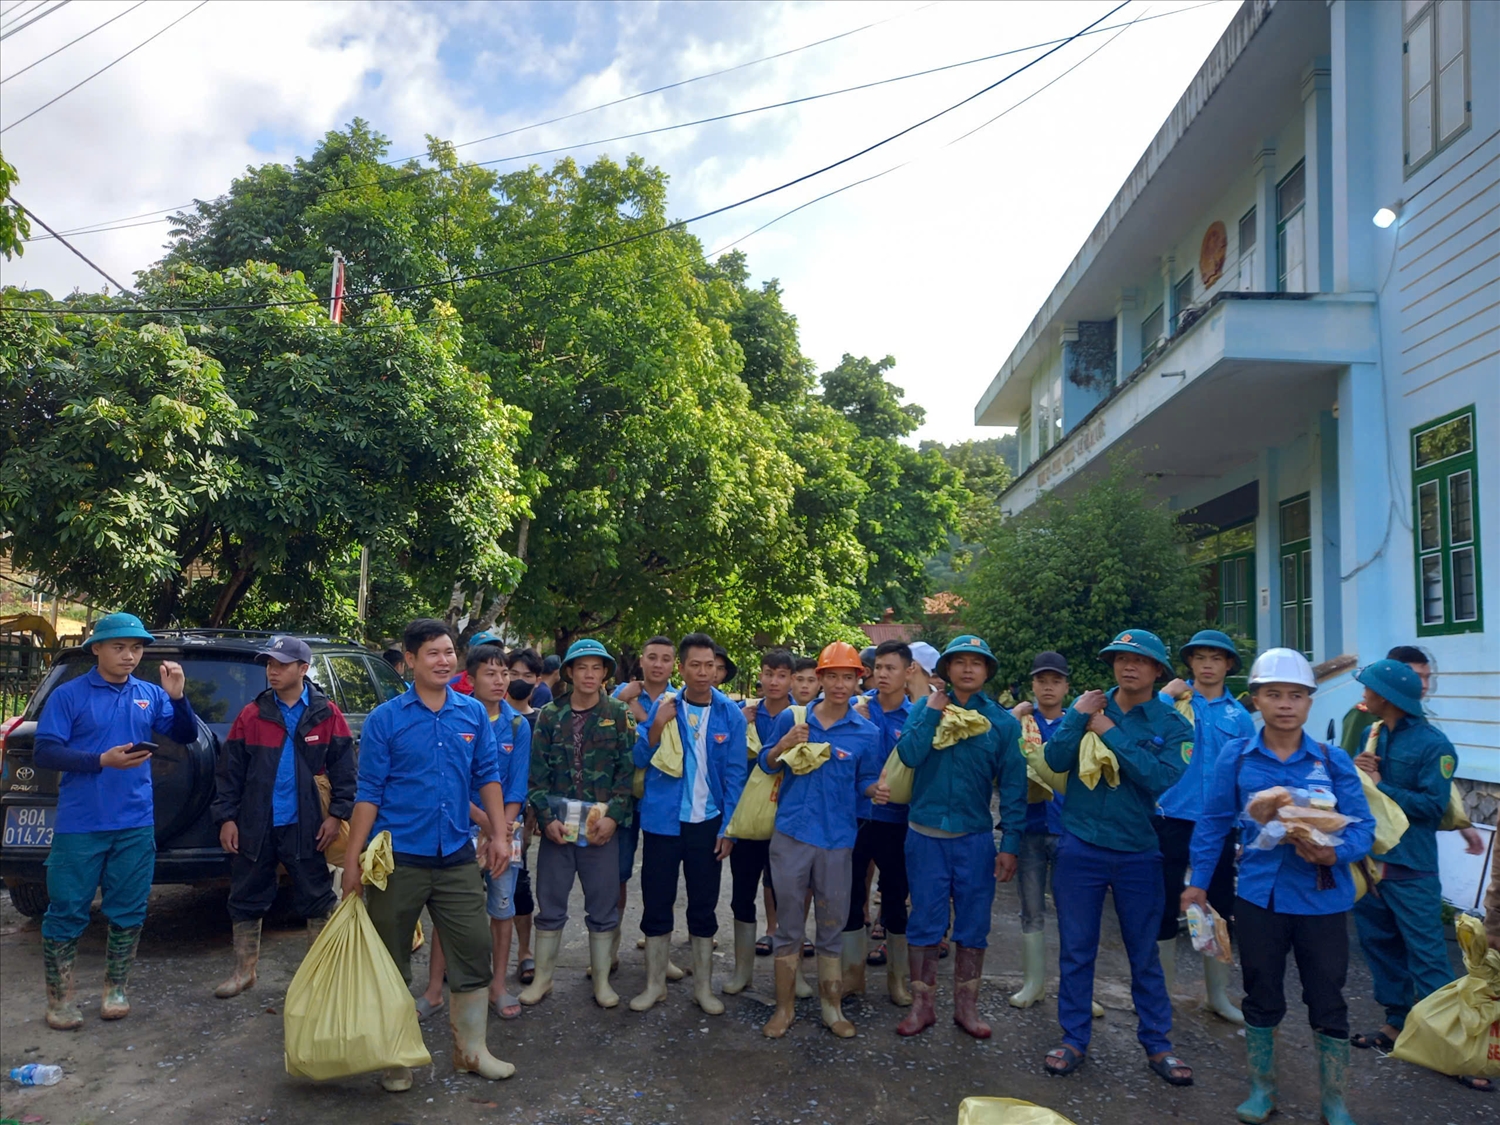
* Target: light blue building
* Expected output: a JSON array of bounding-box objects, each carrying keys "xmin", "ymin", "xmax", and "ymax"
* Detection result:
[{"xmin": 975, "ymin": 0, "xmax": 1498, "ymax": 816}]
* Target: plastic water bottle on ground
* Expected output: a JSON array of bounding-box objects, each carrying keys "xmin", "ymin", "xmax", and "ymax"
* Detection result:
[{"xmin": 9, "ymin": 1063, "xmax": 62, "ymax": 1086}]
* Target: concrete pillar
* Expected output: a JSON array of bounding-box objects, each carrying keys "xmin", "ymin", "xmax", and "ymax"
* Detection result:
[
  {"xmin": 1311, "ymin": 409, "xmax": 1344, "ymax": 659},
  {"xmin": 1114, "ymin": 290, "xmax": 1139, "ymax": 383},
  {"xmin": 1331, "ymin": 1, "xmax": 1378, "ymax": 292},
  {"xmin": 1302, "ymin": 57, "xmax": 1334, "ymax": 293},
  {"xmin": 1337, "ymin": 363, "xmax": 1393, "ymax": 663},
  {"xmin": 1252, "ymin": 145, "xmax": 1279, "ymax": 291},
  {"xmin": 1256, "ymin": 447, "xmax": 1281, "ymax": 648}
]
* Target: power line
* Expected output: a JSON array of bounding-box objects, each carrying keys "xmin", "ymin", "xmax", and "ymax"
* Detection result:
[
  {"xmin": 1, "ymin": 0, "xmax": 207, "ymax": 134},
  {"xmin": 26, "ymin": 1, "xmax": 1224, "ymax": 244},
  {"xmin": 0, "ymin": 0, "xmax": 70, "ymax": 40},
  {"xmin": 6, "ymin": 196, "xmax": 131, "ymax": 291},
  {"xmin": 1, "ymin": 1, "xmax": 48, "ymax": 28},
  {"xmin": 1, "ymin": 0, "xmax": 148, "ymax": 86},
  {"xmin": 4, "ymin": 1, "xmax": 1130, "ymax": 319}
]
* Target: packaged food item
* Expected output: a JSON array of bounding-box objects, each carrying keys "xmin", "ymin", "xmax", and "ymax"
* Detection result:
[
  {"xmin": 1185, "ymin": 904, "xmax": 1234, "ymax": 965},
  {"xmin": 1278, "ymin": 805, "xmax": 1352, "ymax": 835},
  {"xmin": 583, "ymin": 802, "xmax": 609, "ymax": 845},
  {"xmin": 1246, "ymin": 786, "xmax": 1293, "ymax": 824},
  {"xmin": 562, "ymin": 799, "xmax": 583, "ymax": 845}
]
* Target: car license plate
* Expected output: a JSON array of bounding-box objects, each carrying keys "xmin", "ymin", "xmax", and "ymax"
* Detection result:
[{"xmin": 3, "ymin": 806, "xmax": 55, "ymax": 848}]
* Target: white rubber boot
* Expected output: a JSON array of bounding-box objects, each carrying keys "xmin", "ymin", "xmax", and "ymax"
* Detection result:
[
  {"xmin": 690, "ymin": 936, "xmax": 724, "ymax": 1015},
  {"xmin": 449, "ymin": 988, "xmax": 515, "ymax": 1079},
  {"xmin": 630, "ymin": 934, "xmax": 670, "ymax": 1012},
  {"xmin": 723, "ymin": 920, "xmax": 757, "ymax": 995},
  {"xmin": 886, "ymin": 934, "xmax": 912, "ymax": 1007},
  {"xmin": 1009, "ymin": 930, "xmax": 1046, "ymax": 1009},
  {"xmin": 796, "ymin": 959, "xmax": 814, "ymax": 999},
  {"xmin": 589, "ymin": 930, "xmax": 619, "ymax": 1008},
  {"xmin": 517, "ymin": 929, "xmax": 561, "ymax": 1006},
  {"xmin": 1203, "ymin": 954, "xmax": 1244, "ymax": 1024},
  {"xmin": 840, "ymin": 928, "xmax": 867, "ymax": 998}
]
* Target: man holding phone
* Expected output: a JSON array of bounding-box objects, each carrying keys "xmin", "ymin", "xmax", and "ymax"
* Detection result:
[
  {"xmin": 32, "ymin": 613, "xmax": 199, "ymax": 1030},
  {"xmin": 210, "ymin": 636, "xmax": 355, "ymax": 998}
]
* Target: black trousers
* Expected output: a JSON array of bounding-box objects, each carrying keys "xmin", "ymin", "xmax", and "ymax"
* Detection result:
[
  {"xmin": 844, "ymin": 818, "xmax": 909, "ymax": 935},
  {"xmin": 513, "ymin": 858, "xmax": 534, "ymax": 917},
  {"xmin": 729, "ymin": 836, "xmax": 775, "ymax": 925},
  {"xmin": 227, "ymin": 822, "xmax": 336, "ymax": 923},
  {"xmin": 1236, "ymin": 895, "xmax": 1350, "ymax": 1038},
  {"xmin": 641, "ymin": 816, "xmax": 723, "ymax": 939},
  {"xmin": 1154, "ymin": 815, "xmax": 1236, "ymax": 942}
]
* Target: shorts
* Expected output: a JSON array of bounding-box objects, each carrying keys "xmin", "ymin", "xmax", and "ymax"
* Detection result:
[
  {"xmin": 485, "ymin": 864, "xmax": 520, "ymax": 921},
  {"xmin": 513, "ymin": 862, "xmax": 534, "ymax": 917}
]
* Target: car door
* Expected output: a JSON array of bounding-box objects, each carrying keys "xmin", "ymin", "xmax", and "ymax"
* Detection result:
[{"xmin": 323, "ymin": 653, "xmax": 381, "ymax": 744}]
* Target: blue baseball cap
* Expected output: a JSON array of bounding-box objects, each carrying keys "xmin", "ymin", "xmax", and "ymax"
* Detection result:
[
  {"xmin": 84, "ymin": 612, "xmax": 155, "ymax": 650},
  {"xmin": 1179, "ymin": 629, "xmax": 1241, "ymax": 673},
  {"xmin": 1099, "ymin": 629, "xmax": 1172, "ymax": 676},
  {"xmin": 1355, "ymin": 658, "xmax": 1425, "ymax": 717},
  {"xmin": 258, "ymin": 636, "xmax": 312, "ymax": 665}
]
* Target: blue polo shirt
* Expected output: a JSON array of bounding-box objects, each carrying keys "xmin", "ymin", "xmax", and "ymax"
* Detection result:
[
  {"xmin": 1156, "ymin": 685, "xmax": 1256, "ymax": 822},
  {"xmin": 1191, "ymin": 731, "xmax": 1375, "ymax": 914},
  {"xmin": 356, "ymin": 685, "xmax": 501, "ymax": 862},
  {"xmin": 1025, "ymin": 710, "xmax": 1068, "ymax": 836},
  {"xmin": 492, "ymin": 699, "xmax": 531, "ymax": 811},
  {"xmin": 861, "ymin": 693, "xmax": 910, "ymax": 825},
  {"xmin": 271, "ymin": 685, "xmax": 310, "ymax": 827},
  {"xmin": 33, "ymin": 667, "xmax": 198, "ymax": 834},
  {"xmin": 759, "ymin": 701, "xmax": 881, "ymax": 850},
  {"xmin": 1044, "ymin": 689, "xmax": 1192, "ymax": 854}
]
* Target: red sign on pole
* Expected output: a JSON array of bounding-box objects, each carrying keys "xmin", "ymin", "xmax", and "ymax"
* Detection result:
[{"xmin": 329, "ymin": 252, "xmax": 346, "ymax": 324}]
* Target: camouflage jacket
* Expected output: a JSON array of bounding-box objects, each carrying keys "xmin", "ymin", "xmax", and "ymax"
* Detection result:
[{"xmin": 528, "ymin": 695, "xmax": 636, "ymax": 828}]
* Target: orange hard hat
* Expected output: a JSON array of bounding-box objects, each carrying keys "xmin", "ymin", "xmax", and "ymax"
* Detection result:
[{"xmin": 816, "ymin": 641, "xmax": 865, "ymax": 674}]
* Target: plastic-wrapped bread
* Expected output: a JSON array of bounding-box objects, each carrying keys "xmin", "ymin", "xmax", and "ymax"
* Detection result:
[
  {"xmin": 1246, "ymin": 786, "xmax": 1294, "ymax": 824},
  {"xmin": 1277, "ymin": 805, "xmax": 1352, "ymax": 834},
  {"xmin": 584, "ymin": 802, "xmax": 609, "ymax": 845}
]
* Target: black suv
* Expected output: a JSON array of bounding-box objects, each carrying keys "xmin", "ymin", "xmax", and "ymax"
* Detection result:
[{"xmin": 0, "ymin": 630, "xmax": 407, "ymax": 918}]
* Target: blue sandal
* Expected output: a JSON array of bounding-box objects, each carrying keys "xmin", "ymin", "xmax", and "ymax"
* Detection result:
[
  {"xmin": 1147, "ymin": 1053, "xmax": 1194, "ymax": 1087},
  {"xmin": 1044, "ymin": 1046, "xmax": 1085, "ymax": 1076}
]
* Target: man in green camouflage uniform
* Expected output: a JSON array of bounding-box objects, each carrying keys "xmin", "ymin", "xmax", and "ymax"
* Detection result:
[{"xmin": 518, "ymin": 638, "xmax": 636, "ymax": 1009}]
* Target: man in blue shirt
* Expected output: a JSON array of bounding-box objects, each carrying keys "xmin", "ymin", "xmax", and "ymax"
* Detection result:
[
  {"xmin": 1185, "ymin": 648, "xmax": 1374, "ymax": 1125},
  {"xmin": 628, "ymin": 633, "xmax": 748, "ymax": 1015},
  {"xmin": 893, "ymin": 634, "xmax": 1026, "ymax": 1040},
  {"xmin": 1155, "ymin": 629, "xmax": 1257, "ymax": 1024},
  {"xmin": 33, "ymin": 612, "xmax": 198, "ymax": 1030},
  {"xmin": 341, "ymin": 618, "xmax": 513, "ymax": 1092},
  {"xmin": 844, "ymin": 640, "xmax": 916, "ymax": 1007},
  {"xmin": 1042, "ymin": 629, "xmax": 1194, "ymax": 1088},
  {"xmin": 758, "ymin": 642, "xmax": 884, "ymax": 1040}
]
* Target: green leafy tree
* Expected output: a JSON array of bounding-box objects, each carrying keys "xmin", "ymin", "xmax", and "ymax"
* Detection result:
[
  {"xmin": 0, "ymin": 154, "xmax": 30, "ymax": 259},
  {"xmin": 920, "ymin": 437, "xmax": 1016, "ymax": 588},
  {"xmin": 959, "ymin": 458, "xmax": 1209, "ymax": 694}
]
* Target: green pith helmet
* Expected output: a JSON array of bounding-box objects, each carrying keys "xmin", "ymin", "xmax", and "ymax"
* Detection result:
[
  {"xmin": 935, "ymin": 634, "xmax": 998, "ymax": 682},
  {"xmin": 561, "ymin": 637, "xmax": 617, "ymax": 681}
]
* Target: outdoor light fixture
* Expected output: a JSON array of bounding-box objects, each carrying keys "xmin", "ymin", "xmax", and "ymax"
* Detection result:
[{"xmin": 1373, "ymin": 201, "xmax": 1403, "ymax": 228}]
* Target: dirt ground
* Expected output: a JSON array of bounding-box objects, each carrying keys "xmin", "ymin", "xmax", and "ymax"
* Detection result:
[{"xmin": 0, "ymin": 853, "xmax": 1490, "ymax": 1125}]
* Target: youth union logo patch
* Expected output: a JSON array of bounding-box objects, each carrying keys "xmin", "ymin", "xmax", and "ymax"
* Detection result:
[{"xmin": 135, "ymin": 699, "xmax": 150, "ymax": 710}]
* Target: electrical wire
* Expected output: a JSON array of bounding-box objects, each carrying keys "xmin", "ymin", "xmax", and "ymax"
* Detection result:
[
  {"xmin": 0, "ymin": 0, "xmax": 69, "ymax": 40},
  {"xmin": 1, "ymin": 1, "xmax": 47, "ymax": 28},
  {"xmin": 1, "ymin": 0, "xmax": 207, "ymax": 134},
  {"xmin": 3, "ymin": 0, "xmax": 1130, "ymax": 318},
  {"xmin": 6, "ymin": 197, "xmax": 131, "ymax": 291},
  {"xmin": 1, "ymin": 0, "xmax": 148, "ymax": 86},
  {"xmin": 25, "ymin": 1, "xmax": 1223, "ymax": 244}
]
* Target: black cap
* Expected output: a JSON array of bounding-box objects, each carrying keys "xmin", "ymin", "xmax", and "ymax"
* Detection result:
[
  {"xmin": 541, "ymin": 654, "xmax": 562, "ymax": 674},
  {"xmin": 1029, "ymin": 651, "xmax": 1070, "ymax": 678},
  {"xmin": 259, "ymin": 636, "xmax": 312, "ymax": 665}
]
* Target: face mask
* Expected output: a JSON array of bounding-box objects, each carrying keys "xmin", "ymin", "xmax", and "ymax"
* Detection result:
[{"xmin": 507, "ymin": 679, "xmax": 535, "ymax": 702}]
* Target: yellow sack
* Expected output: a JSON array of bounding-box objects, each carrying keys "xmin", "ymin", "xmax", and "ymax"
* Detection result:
[
  {"xmin": 1077, "ymin": 732, "xmax": 1119, "ymax": 790},
  {"xmin": 650, "ymin": 715, "xmax": 685, "ymax": 778},
  {"xmin": 1391, "ymin": 914, "xmax": 1500, "ymax": 1078},
  {"xmin": 882, "ymin": 747, "xmax": 915, "ymax": 804},
  {"xmin": 726, "ymin": 766, "xmax": 782, "ymax": 840},
  {"xmin": 313, "ymin": 773, "xmax": 351, "ymax": 868},
  {"xmin": 781, "ymin": 741, "xmax": 831, "ymax": 774},
  {"xmin": 632, "ymin": 768, "xmax": 645, "ymax": 800},
  {"xmin": 1362, "ymin": 722, "xmax": 1469, "ymax": 830},
  {"xmin": 934, "ymin": 707, "xmax": 992, "ymax": 750},
  {"xmin": 284, "ymin": 832, "xmax": 431, "ymax": 1080},
  {"xmin": 957, "ymin": 1097, "xmax": 1079, "ymax": 1125},
  {"xmin": 1360, "ymin": 768, "xmax": 1408, "ymax": 856},
  {"xmin": 1018, "ymin": 714, "xmax": 1066, "ymax": 800},
  {"xmin": 746, "ymin": 714, "xmax": 762, "ymax": 759}
]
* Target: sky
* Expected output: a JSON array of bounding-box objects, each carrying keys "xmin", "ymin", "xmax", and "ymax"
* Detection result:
[{"xmin": 0, "ymin": 0, "xmax": 1241, "ymax": 444}]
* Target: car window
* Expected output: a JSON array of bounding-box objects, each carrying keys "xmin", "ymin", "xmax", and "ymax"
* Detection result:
[
  {"xmin": 326, "ymin": 654, "xmax": 380, "ymax": 716},
  {"xmin": 367, "ymin": 656, "xmax": 407, "ymax": 701},
  {"xmin": 27, "ymin": 655, "xmax": 264, "ymax": 729}
]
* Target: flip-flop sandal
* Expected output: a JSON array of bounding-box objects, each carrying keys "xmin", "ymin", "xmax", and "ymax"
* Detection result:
[
  {"xmin": 867, "ymin": 943, "xmax": 888, "ymax": 966},
  {"xmin": 1457, "ymin": 1075, "xmax": 1495, "ymax": 1093},
  {"xmin": 1147, "ymin": 1054, "xmax": 1194, "ymax": 1087},
  {"xmin": 1044, "ymin": 1046, "xmax": 1085, "ymax": 1077},
  {"xmin": 492, "ymin": 994, "xmax": 522, "ymax": 1020},
  {"xmin": 517, "ymin": 957, "xmax": 536, "ymax": 985},
  {"xmin": 414, "ymin": 996, "xmax": 444, "ymax": 1021},
  {"xmin": 802, "ymin": 941, "xmax": 815, "ymax": 958},
  {"xmin": 1351, "ymin": 1030, "xmax": 1396, "ymax": 1051},
  {"xmin": 938, "ymin": 940, "xmax": 951, "ymax": 959},
  {"xmin": 755, "ymin": 936, "xmax": 773, "ymax": 957},
  {"xmin": 870, "ymin": 922, "xmax": 886, "ymax": 942}
]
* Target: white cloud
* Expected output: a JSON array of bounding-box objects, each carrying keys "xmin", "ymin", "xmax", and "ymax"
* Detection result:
[{"xmin": 1, "ymin": 0, "xmax": 1240, "ymax": 443}]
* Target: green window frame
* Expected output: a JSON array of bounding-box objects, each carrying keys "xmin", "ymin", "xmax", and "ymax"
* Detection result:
[
  {"xmin": 1279, "ymin": 494, "xmax": 1313, "ymax": 658},
  {"xmin": 1412, "ymin": 405, "xmax": 1483, "ymax": 635}
]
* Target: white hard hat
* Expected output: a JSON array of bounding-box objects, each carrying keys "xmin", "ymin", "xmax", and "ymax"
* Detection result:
[{"xmin": 1247, "ymin": 648, "xmax": 1318, "ymax": 691}]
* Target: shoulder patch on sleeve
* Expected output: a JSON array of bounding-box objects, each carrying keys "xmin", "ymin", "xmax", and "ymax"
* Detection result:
[
  {"xmin": 1181, "ymin": 742, "xmax": 1194, "ymax": 764},
  {"xmin": 1439, "ymin": 754, "xmax": 1455, "ymax": 779}
]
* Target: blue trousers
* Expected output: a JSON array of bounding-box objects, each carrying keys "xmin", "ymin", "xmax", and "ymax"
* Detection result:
[
  {"xmin": 1352, "ymin": 873, "xmax": 1453, "ymax": 1029},
  {"xmin": 1053, "ymin": 832, "xmax": 1173, "ymax": 1056},
  {"xmin": 42, "ymin": 826, "xmax": 155, "ymax": 942},
  {"xmin": 904, "ymin": 828, "xmax": 995, "ymax": 948}
]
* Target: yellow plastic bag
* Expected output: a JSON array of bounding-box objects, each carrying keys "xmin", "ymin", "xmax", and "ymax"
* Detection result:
[
  {"xmin": 1362, "ymin": 722, "xmax": 1468, "ymax": 829},
  {"xmin": 1360, "ymin": 768, "xmax": 1408, "ymax": 856},
  {"xmin": 781, "ymin": 741, "xmax": 831, "ymax": 774},
  {"xmin": 1018, "ymin": 714, "xmax": 1066, "ymax": 800},
  {"xmin": 934, "ymin": 707, "xmax": 992, "ymax": 750},
  {"xmin": 632, "ymin": 768, "xmax": 645, "ymax": 800},
  {"xmin": 284, "ymin": 832, "xmax": 431, "ymax": 1080},
  {"xmin": 650, "ymin": 716, "xmax": 685, "ymax": 778},
  {"xmin": 726, "ymin": 766, "xmax": 782, "ymax": 840},
  {"xmin": 746, "ymin": 716, "xmax": 762, "ymax": 759},
  {"xmin": 1077, "ymin": 732, "xmax": 1119, "ymax": 790},
  {"xmin": 313, "ymin": 773, "xmax": 351, "ymax": 868},
  {"xmin": 882, "ymin": 747, "xmax": 915, "ymax": 804},
  {"xmin": 1173, "ymin": 693, "xmax": 1195, "ymax": 725},
  {"xmin": 957, "ymin": 1097, "xmax": 1079, "ymax": 1125},
  {"xmin": 1391, "ymin": 914, "xmax": 1500, "ymax": 1078}
]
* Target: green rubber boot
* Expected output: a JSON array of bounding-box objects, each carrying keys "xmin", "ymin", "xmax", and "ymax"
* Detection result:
[
  {"xmin": 43, "ymin": 936, "xmax": 83, "ymax": 1031},
  {"xmin": 1315, "ymin": 1031, "xmax": 1357, "ymax": 1125},
  {"xmin": 1236, "ymin": 1024, "xmax": 1278, "ymax": 1124},
  {"xmin": 101, "ymin": 923, "xmax": 142, "ymax": 1020}
]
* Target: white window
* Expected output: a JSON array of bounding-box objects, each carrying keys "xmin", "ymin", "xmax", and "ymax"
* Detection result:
[
  {"xmin": 1405, "ymin": 1, "xmax": 1470, "ymax": 174},
  {"xmin": 1277, "ymin": 162, "xmax": 1306, "ymax": 293},
  {"xmin": 1035, "ymin": 373, "xmax": 1063, "ymax": 454},
  {"xmin": 1018, "ymin": 409, "xmax": 1032, "ymax": 469},
  {"xmin": 1238, "ymin": 207, "xmax": 1257, "ymax": 291},
  {"xmin": 1141, "ymin": 304, "xmax": 1165, "ymax": 357}
]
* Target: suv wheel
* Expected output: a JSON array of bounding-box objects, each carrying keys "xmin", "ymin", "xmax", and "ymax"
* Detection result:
[{"xmin": 7, "ymin": 880, "xmax": 49, "ymax": 919}]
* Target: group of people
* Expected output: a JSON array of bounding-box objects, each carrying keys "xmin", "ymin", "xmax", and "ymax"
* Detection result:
[{"xmin": 29, "ymin": 610, "xmax": 1494, "ymax": 1120}]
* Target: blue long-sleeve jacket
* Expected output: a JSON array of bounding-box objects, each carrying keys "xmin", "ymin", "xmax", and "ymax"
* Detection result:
[
  {"xmin": 1366, "ymin": 715, "xmax": 1455, "ymax": 874},
  {"xmin": 1156, "ymin": 686, "xmax": 1256, "ymax": 821},
  {"xmin": 896, "ymin": 693, "xmax": 1027, "ymax": 856},
  {"xmin": 633, "ymin": 687, "xmax": 748, "ymax": 838},
  {"xmin": 758, "ymin": 701, "xmax": 881, "ymax": 849},
  {"xmin": 1044, "ymin": 689, "xmax": 1191, "ymax": 853},
  {"xmin": 1191, "ymin": 731, "xmax": 1375, "ymax": 914}
]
